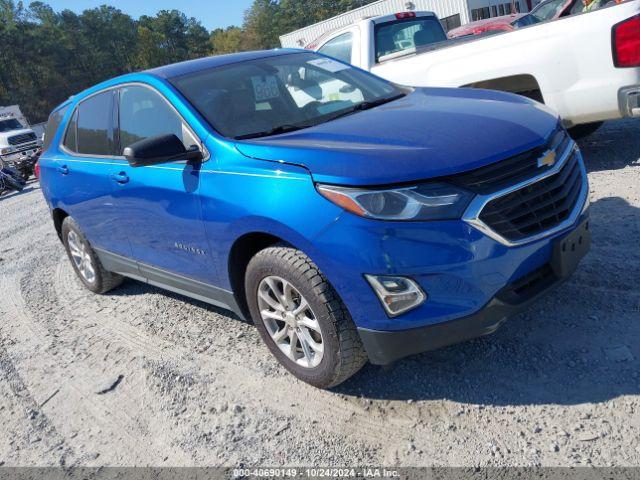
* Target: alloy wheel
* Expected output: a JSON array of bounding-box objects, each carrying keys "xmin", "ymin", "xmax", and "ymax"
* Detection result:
[
  {"xmin": 257, "ymin": 275, "xmax": 324, "ymax": 369},
  {"xmin": 67, "ymin": 230, "xmax": 96, "ymax": 284}
]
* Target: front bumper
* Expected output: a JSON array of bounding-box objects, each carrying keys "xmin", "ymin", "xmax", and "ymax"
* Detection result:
[{"xmin": 358, "ymin": 218, "xmax": 591, "ymax": 365}]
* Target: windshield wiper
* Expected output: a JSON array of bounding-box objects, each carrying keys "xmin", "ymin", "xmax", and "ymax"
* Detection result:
[
  {"xmin": 234, "ymin": 123, "xmax": 313, "ymax": 140},
  {"xmin": 323, "ymin": 93, "xmax": 407, "ymax": 122},
  {"xmin": 233, "ymin": 94, "xmax": 406, "ymax": 140}
]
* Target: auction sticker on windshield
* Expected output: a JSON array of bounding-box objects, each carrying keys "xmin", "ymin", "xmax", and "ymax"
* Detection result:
[
  {"xmin": 308, "ymin": 58, "xmax": 350, "ymax": 73},
  {"xmin": 251, "ymin": 76, "xmax": 280, "ymax": 102}
]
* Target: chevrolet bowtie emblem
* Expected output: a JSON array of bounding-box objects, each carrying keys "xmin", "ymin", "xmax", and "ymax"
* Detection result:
[{"xmin": 538, "ymin": 150, "xmax": 557, "ymax": 168}]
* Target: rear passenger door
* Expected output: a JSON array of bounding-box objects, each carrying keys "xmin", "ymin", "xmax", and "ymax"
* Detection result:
[
  {"xmin": 109, "ymin": 84, "xmax": 216, "ymax": 284},
  {"xmin": 56, "ymin": 90, "xmax": 130, "ymax": 258}
]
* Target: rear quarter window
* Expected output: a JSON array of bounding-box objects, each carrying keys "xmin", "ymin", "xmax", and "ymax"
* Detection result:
[
  {"xmin": 63, "ymin": 109, "xmax": 78, "ymax": 153},
  {"xmin": 43, "ymin": 105, "xmax": 69, "ymax": 151}
]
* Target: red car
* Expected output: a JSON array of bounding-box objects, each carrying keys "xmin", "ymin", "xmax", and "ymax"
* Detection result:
[
  {"xmin": 448, "ymin": 0, "xmax": 594, "ymax": 38},
  {"xmin": 448, "ymin": 13, "xmax": 524, "ymax": 37}
]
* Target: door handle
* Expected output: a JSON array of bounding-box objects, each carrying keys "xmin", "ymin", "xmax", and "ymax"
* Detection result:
[
  {"xmin": 110, "ymin": 172, "xmax": 130, "ymax": 184},
  {"xmin": 58, "ymin": 165, "xmax": 69, "ymax": 175}
]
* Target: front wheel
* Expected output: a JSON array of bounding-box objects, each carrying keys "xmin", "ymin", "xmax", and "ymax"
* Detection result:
[{"xmin": 245, "ymin": 245, "xmax": 367, "ymax": 389}]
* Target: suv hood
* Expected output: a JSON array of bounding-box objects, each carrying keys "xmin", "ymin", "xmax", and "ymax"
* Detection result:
[{"xmin": 235, "ymin": 88, "xmax": 559, "ymax": 186}]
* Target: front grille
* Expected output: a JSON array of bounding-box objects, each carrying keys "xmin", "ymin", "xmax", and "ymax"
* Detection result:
[
  {"xmin": 450, "ymin": 128, "xmax": 571, "ymax": 194},
  {"xmin": 478, "ymin": 150, "xmax": 583, "ymax": 242},
  {"xmin": 497, "ymin": 263, "xmax": 557, "ymax": 305},
  {"xmin": 8, "ymin": 132, "xmax": 37, "ymax": 146}
]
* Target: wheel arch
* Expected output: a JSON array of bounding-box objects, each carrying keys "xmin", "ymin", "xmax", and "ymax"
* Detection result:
[
  {"xmin": 52, "ymin": 207, "xmax": 69, "ymax": 241},
  {"xmin": 463, "ymin": 74, "xmax": 544, "ymax": 103},
  {"xmin": 227, "ymin": 232, "xmax": 290, "ymax": 321}
]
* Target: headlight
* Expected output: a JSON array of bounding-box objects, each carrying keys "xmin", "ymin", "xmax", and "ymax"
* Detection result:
[{"xmin": 317, "ymin": 182, "xmax": 474, "ymax": 221}]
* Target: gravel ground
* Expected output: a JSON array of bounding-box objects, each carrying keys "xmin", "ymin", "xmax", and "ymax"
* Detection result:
[{"xmin": 0, "ymin": 119, "xmax": 638, "ymax": 468}]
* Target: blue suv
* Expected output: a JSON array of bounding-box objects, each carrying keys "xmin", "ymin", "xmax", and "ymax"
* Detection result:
[{"xmin": 39, "ymin": 50, "xmax": 590, "ymax": 388}]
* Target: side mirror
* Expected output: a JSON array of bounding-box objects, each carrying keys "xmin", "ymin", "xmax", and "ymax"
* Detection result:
[{"xmin": 123, "ymin": 134, "xmax": 203, "ymax": 168}]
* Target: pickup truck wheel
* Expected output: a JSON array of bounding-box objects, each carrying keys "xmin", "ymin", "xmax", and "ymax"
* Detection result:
[
  {"xmin": 245, "ymin": 245, "xmax": 367, "ymax": 389},
  {"xmin": 568, "ymin": 122, "xmax": 603, "ymax": 140},
  {"xmin": 61, "ymin": 217, "xmax": 123, "ymax": 294}
]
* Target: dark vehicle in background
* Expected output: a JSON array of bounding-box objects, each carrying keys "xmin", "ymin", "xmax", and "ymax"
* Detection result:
[
  {"xmin": 0, "ymin": 165, "xmax": 27, "ymax": 195},
  {"xmin": 448, "ymin": 0, "xmax": 607, "ymax": 38}
]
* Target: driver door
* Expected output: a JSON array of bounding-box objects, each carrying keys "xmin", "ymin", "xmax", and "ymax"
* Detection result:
[{"xmin": 109, "ymin": 84, "xmax": 217, "ymax": 284}]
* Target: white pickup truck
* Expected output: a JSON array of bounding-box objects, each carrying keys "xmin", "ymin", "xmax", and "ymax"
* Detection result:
[
  {"xmin": 0, "ymin": 106, "xmax": 43, "ymax": 178},
  {"xmin": 296, "ymin": 2, "xmax": 640, "ymax": 135}
]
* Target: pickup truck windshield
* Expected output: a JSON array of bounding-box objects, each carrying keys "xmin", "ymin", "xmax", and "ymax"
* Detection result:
[
  {"xmin": 171, "ymin": 52, "xmax": 403, "ymax": 140},
  {"xmin": 375, "ymin": 17, "xmax": 447, "ymax": 62},
  {"xmin": 0, "ymin": 118, "xmax": 24, "ymax": 133}
]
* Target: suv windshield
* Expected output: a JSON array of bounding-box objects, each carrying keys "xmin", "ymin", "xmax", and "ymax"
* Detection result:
[
  {"xmin": 170, "ymin": 52, "xmax": 405, "ymax": 140},
  {"xmin": 0, "ymin": 118, "xmax": 24, "ymax": 133}
]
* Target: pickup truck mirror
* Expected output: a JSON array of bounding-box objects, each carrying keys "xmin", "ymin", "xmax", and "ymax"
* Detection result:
[{"xmin": 123, "ymin": 134, "xmax": 203, "ymax": 168}]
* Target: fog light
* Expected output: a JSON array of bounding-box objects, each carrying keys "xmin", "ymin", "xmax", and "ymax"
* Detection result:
[{"xmin": 365, "ymin": 275, "xmax": 426, "ymax": 317}]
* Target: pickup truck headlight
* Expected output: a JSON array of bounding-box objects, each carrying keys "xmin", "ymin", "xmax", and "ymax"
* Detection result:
[{"xmin": 317, "ymin": 182, "xmax": 473, "ymax": 221}]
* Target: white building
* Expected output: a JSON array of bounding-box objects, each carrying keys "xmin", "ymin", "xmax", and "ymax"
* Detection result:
[{"xmin": 280, "ymin": 0, "xmax": 530, "ymax": 48}]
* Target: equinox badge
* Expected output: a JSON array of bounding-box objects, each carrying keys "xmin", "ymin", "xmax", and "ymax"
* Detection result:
[{"xmin": 175, "ymin": 242, "xmax": 207, "ymax": 256}]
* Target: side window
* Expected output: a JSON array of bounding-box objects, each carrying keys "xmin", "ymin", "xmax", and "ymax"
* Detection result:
[
  {"xmin": 76, "ymin": 91, "xmax": 115, "ymax": 156},
  {"xmin": 318, "ymin": 32, "xmax": 353, "ymax": 64},
  {"xmin": 118, "ymin": 85, "xmax": 197, "ymax": 153},
  {"xmin": 43, "ymin": 105, "xmax": 68, "ymax": 151},
  {"xmin": 440, "ymin": 14, "xmax": 461, "ymax": 32},
  {"xmin": 63, "ymin": 109, "xmax": 78, "ymax": 152}
]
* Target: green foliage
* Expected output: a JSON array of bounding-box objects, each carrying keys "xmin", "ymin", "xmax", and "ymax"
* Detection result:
[
  {"xmin": 210, "ymin": 26, "xmax": 244, "ymax": 55},
  {"xmin": 241, "ymin": 0, "xmax": 377, "ymax": 49},
  {"xmin": 0, "ymin": 2, "xmax": 211, "ymax": 123},
  {"xmin": 0, "ymin": 0, "xmax": 376, "ymax": 123}
]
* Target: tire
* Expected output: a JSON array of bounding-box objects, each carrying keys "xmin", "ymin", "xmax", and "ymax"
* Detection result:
[
  {"xmin": 61, "ymin": 217, "xmax": 123, "ymax": 294},
  {"xmin": 245, "ymin": 244, "xmax": 367, "ymax": 389},
  {"xmin": 568, "ymin": 122, "xmax": 603, "ymax": 140}
]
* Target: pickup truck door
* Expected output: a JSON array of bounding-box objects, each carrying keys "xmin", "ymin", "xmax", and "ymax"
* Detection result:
[{"xmin": 108, "ymin": 84, "xmax": 217, "ymax": 284}]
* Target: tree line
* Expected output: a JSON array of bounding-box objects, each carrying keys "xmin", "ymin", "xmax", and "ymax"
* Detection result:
[{"xmin": 0, "ymin": 0, "xmax": 375, "ymax": 123}]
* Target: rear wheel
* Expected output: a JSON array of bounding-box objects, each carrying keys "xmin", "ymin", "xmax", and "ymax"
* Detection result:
[
  {"xmin": 61, "ymin": 217, "xmax": 123, "ymax": 294},
  {"xmin": 245, "ymin": 244, "xmax": 367, "ymax": 388}
]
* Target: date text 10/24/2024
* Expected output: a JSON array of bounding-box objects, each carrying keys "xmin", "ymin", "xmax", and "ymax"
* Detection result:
[{"xmin": 232, "ymin": 468, "xmax": 401, "ymax": 478}]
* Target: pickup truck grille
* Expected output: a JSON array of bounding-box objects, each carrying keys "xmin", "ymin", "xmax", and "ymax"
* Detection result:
[
  {"xmin": 451, "ymin": 129, "xmax": 571, "ymax": 194},
  {"xmin": 478, "ymin": 149, "xmax": 583, "ymax": 242},
  {"xmin": 8, "ymin": 132, "xmax": 37, "ymax": 146}
]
